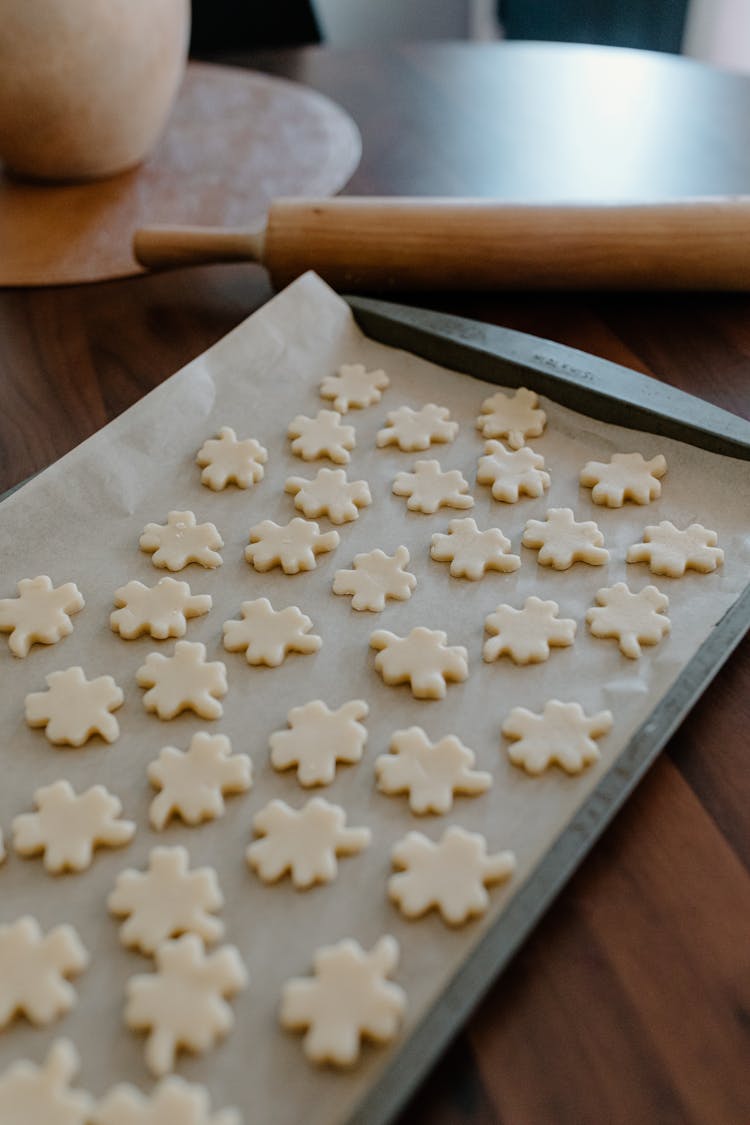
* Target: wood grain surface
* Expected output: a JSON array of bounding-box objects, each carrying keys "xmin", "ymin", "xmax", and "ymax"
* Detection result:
[{"xmin": 1, "ymin": 41, "xmax": 749, "ymax": 1125}]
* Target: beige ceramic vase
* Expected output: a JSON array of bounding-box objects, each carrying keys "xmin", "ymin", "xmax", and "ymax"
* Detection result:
[{"xmin": 0, "ymin": 0, "xmax": 190, "ymax": 181}]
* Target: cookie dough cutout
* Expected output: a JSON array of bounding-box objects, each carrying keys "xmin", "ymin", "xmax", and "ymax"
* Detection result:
[
  {"xmin": 376, "ymin": 727, "xmax": 491, "ymax": 815},
  {"xmin": 247, "ymin": 797, "xmax": 370, "ymax": 889},
  {"xmin": 111, "ymin": 577, "xmax": 212, "ymax": 641},
  {"xmin": 430, "ymin": 517, "xmax": 520, "ymax": 579},
  {"xmin": 288, "ymin": 409, "xmax": 356, "ymax": 464},
  {"xmin": 483, "ymin": 597, "xmax": 577, "ymax": 665},
  {"xmin": 580, "ymin": 452, "xmax": 667, "ymax": 507},
  {"xmin": 280, "ymin": 936, "xmax": 405, "ymax": 1067},
  {"xmin": 0, "ymin": 1039, "xmax": 92, "ymax": 1124},
  {"xmin": 13, "ymin": 780, "xmax": 135, "ymax": 874},
  {"xmin": 586, "ymin": 582, "xmax": 670, "ymax": 659},
  {"xmin": 476, "ymin": 441, "xmax": 551, "ymax": 502},
  {"xmin": 94, "ymin": 1076, "xmax": 241, "ymax": 1125},
  {"xmin": 522, "ymin": 508, "xmax": 609, "ymax": 570},
  {"xmin": 370, "ymin": 627, "xmax": 469, "ymax": 700},
  {"xmin": 476, "ymin": 387, "xmax": 546, "ymax": 448},
  {"xmin": 139, "ymin": 511, "xmax": 224, "ymax": 571},
  {"xmin": 376, "ymin": 404, "xmax": 458, "ymax": 451},
  {"xmin": 0, "ymin": 576, "xmax": 84, "ymax": 658},
  {"xmin": 223, "ymin": 598, "xmax": 322, "ymax": 666},
  {"xmin": 333, "ymin": 546, "xmax": 416, "ymax": 612},
  {"xmin": 245, "ymin": 518, "xmax": 339, "ymax": 574},
  {"xmin": 502, "ymin": 699, "xmax": 613, "ymax": 775},
  {"xmin": 389, "ymin": 826, "xmax": 515, "ymax": 926},
  {"xmin": 270, "ymin": 700, "xmax": 369, "ymax": 787},
  {"xmin": 627, "ymin": 521, "xmax": 724, "ymax": 577},
  {"xmin": 147, "ymin": 732, "xmax": 252, "ymax": 831},
  {"xmin": 320, "ymin": 363, "xmax": 389, "ymax": 412},
  {"xmin": 196, "ymin": 425, "xmax": 268, "ymax": 490},
  {"xmin": 285, "ymin": 468, "xmax": 372, "ymax": 525},
  {"xmin": 392, "ymin": 459, "xmax": 474, "ymax": 514},
  {"xmin": 125, "ymin": 934, "xmax": 248, "ymax": 1077},
  {"xmin": 137, "ymin": 641, "xmax": 228, "ymax": 720},
  {"xmin": 0, "ymin": 916, "xmax": 88, "ymax": 1028},
  {"xmin": 25, "ymin": 666, "xmax": 124, "ymax": 747}
]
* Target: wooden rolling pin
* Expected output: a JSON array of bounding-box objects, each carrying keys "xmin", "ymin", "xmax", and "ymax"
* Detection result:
[{"xmin": 133, "ymin": 196, "xmax": 750, "ymax": 290}]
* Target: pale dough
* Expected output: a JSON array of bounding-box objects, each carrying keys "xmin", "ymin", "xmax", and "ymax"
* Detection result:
[
  {"xmin": 247, "ymin": 797, "xmax": 371, "ymax": 889},
  {"xmin": 502, "ymin": 699, "xmax": 614, "ymax": 775},
  {"xmin": 332, "ymin": 546, "xmax": 416, "ymax": 612},
  {"xmin": 245, "ymin": 517, "xmax": 339, "ymax": 574},
  {"xmin": 375, "ymin": 727, "xmax": 492, "ymax": 814},
  {"xmin": 139, "ymin": 511, "xmax": 224, "ymax": 570},
  {"xmin": 147, "ymin": 732, "xmax": 252, "ymax": 831},
  {"xmin": 627, "ymin": 521, "xmax": 724, "ymax": 577},
  {"xmin": 522, "ymin": 507, "xmax": 609, "ymax": 569},
  {"xmin": 0, "ymin": 916, "xmax": 88, "ymax": 1028},
  {"xmin": 222, "ymin": 598, "xmax": 322, "ymax": 666},
  {"xmin": 110, "ymin": 577, "xmax": 212, "ymax": 640},
  {"xmin": 579, "ymin": 452, "xmax": 667, "ymax": 507},
  {"xmin": 288, "ymin": 409, "xmax": 356, "ymax": 464},
  {"xmin": 370, "ymin": 626, "xmax": 469, "ymax": 700},
  {"xmin": 483, "ymin": 597, "xmax": 577, "ymax": 665},
  {"xmin": 136, "ymin": 641, "xmax": 228, "ymax": 720},
  {"xmin": 320, "ymin": 362, "xmax": 389, "ymax": 412},
  {"xmin": 0, "ymin": 575, "xmax": 84, "ymax": 658},
  {"xmin": 94, "ymin": 1076, "xmax": 241, "ymax": 1125},
  {"xmin": 0, "ymin": 1039, "xmax": 92, "ymax": 1124},
  {"xmin": 195, "ymin": 425, "xmax": 268, "ymax": 490},
  {"xmin": 430, "ymin": 517, "xmax": 520, "ymax": 579},
  {"xmin": 392, "ymin": 459, "xmax": 474, "ymax": 514},
  {"xmin": 376, "ymin": 403, "xmax": 458, "ymax": 451},
  {"xmin": 25, "ymin": 666, "xmax": 124, "ymax": 746},
  {"xmin": 476, "ymin": 440, "xmax": 551, "ymax": 502},
  {"xmin": 270, "ymin": 699, "xmax": 369, "ymax": 786},
  {"xmin": 586, "ymin": 582, "xmax": 671, "ymax": 658},
  {"xmin": 285, "ymin": 468, "xmax": 372, "ymax": 524},
  {"xmin": 13, "ymin": 780, "xmax": 135, "ymax": 874},
  {"xmin": 476, "ymin": 387, "xmax": 546, "ymax": 448}
]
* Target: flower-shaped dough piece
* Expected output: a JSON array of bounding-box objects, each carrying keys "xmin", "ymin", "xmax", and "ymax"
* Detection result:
[
  {"xmin": 333, "ymin": 546, "xmax": 416, "ymax": 612},
  {"xmin": 320, "ymin": 363, "xmax": 390, "ymax": 412},
  {"xmin": 580, "ymin": 452, "xmax": 667, "ymax": 507},
  {"xmin": 270, "ymin": 700, "xmax": 369, "ymax": 787},
  {"xmin": 0, "ymin": 1039, "xmax": 92, "ymax": 1125},
  {"xmin": 483, "ymin": 597, "xmax": 577, "ymax": 665},
  {"xmin": 280, "ymin": 935, "xmax": 405, "ymax": 1066},
  {"xmin": 110, "ymin": 578, "xmax": 212, "ymax": 641},
  {"xmin": 288, "ymin": 410, "xmax": 355, "ymax": 464},
  {"xmin": 502, "ymin": 699, "xmax": 614, "ymax": 775},
  {"xmin": 376, "ymin": 727, "xmax": 491, "ymax": 815},
  {"xmin": 476, "ymin": 387, "xmax": 546, "ymax": 448},
  {"xmin": 94, "ymin": 1076, "xmax": 241, "ymax": 1125},
  {"xmin": 108, "ymin": 846, "xmax": 224, "ymax": 956},
  {"xmin": 125, "ymin": 934, "xmax": 248, "ymax": 1077},
  {"xmin": 247, "ymin": 798, "xmax": 371, "ymax": 889},
  {"xmin": 389, "ymin": 826, "xmax": 515, "ymax": 926},
  {"xmin": 244, "ymin": 518, "xmax": 339, "ymax": 574},
  {"xmin": 627, "ymin": 521, "xmax": 724, "ymax": 577},
  {"xmin": 522, "ymin": 507, "xmax": 609, "ymax": 570},
  {"xmin": 13, "ymin": 780, "xmax": 135, "ymax": 874},
  {"xmin": 392, "ymin": 459, "xmax": 473, "ymax": 514},
  {"xmin": 370, "ymin": 627, "xmax": 469, "ymax": 700},
  {"xmin": 0, "ymin": 916, "xmax": 88, "ymax": 1028},
  {"xmin": 147, "ymin": 732, "xmax": 252, "ymax": 830},
  {"xmin": 586, "ymin": 582, "xmax": 671, "ymax": 659},
  {"xmin": 25, "ymin": 666, "xmax": 124, "ymax": 746},
  {"xmin": 285, "ymin": 469, "xmax": 372, "ymax": 525},
  {"xmin": 476, "ymin": 441, "xmax": 551, "ymax": 503},
  {"xmin": 139, "ymin": 511, "xmax": 224, "ymax": 571},
  {"xmin": 136, "ymin": 641, "xmax": 228, "ymax": 720},
  {"xmin": 196, "ymin": 426, "xmax": 268, "ymax": 490},
  {"xmin": 376, "ymin": 404, "xmax": 458, "ymax": 451},
  {"xmin": 430, "ymin": 518, "xmax": 520, "ymax": 579},
  {"xmin": 222, "ymin": 598, "xmax": 322, "ymax": 666},
  {"xmin": 0, "ymin": 575, "xmax": 84, "ymax": 658}
]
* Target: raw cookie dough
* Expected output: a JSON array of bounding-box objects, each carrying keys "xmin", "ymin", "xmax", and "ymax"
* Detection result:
[
  {"xmin": 285, "ymin": 468, "xmax": 372, "ymax": 524},
  {"xmin": 332, "ymin": 546, "xmax": 416, "ymax": 612},
  {"xmin": 320, "ymin": 363, "xmax": 389, "ymax": 412},
  {"xmin": 370, "ymin": 627, "xmax": 469, "ymax": 700},
  {"xmin": 136, "ymin": 641, "xmax": 228, "ymax": 720},
  {"xmin": 430, "ymin": 517, "xmax": 520, "ymax": 579},
  {"xmin": 375, "ymin": 727, "xmax": 491, "ymax": 814},
  {"xmin": 270, "ymin": 700, "xmax": 369, "ymax": 787},
  {"xmin": 502, "ymin": 699, "xmax": 614, "ymax": 775},
  {"xmin": 580, "ymin": 452, "xmax": 667, "ymax": 507},
  {"xmin": 139, "ymin": 511, "xmax": 224, "ymax": 570},
  {"xmin": 247, "ymin": 797, "xmax": 371, "ymax": 889},
  {"xmin": 392, "ymin": 459, "xmax": 474, "ymax": 514},
  {"xmin": 25, "ymin": 666, "xmax": 124, "ymax": 747},
  {"xmin": 196, "ymin": 426, "xmax": 268, "ymax": 490},
  {"xmin": 0, "ymin": 575, "xmax": 84, "ymax": 658},
  {"xmin": 483, "ymin": 597, "xmax": 577, "ymax": 665},
  {"xmin": 476, "ymin": 441, "xmax": 551, "ymax": 502},
  {"xmin": 110, "ymin": 578, "xmax": 212, "ymax": 640},
  {"xmin": 280, "ymin": 936, "xmax": 405, "ymax": 1067},
  {"xmin": 522, "ymin": 507, "xmax": 609, "ymax": 570},
  {"xmin": 222, "ymin": 598, "xmax": 322, "ymax": 666},
  {"xmin": 245, "ymin": 518, "xmax": 339, "ymax": 574},
  {"xmin": 376, "ymin": 404, "xmax": 458, "ymax": 451},
  {"xmin": 13, "ymin": 780, "xmax": 135, "ymax": 874},
  {"xmin": 586, "ymin": 582, "xmax": 671, "ymax": 658},
  {"xmin": 288, "ymin": 409, "xmax": 355, "ymax": 464},
  {"xmin": 476, "ymin": 387, "xmax": 546, "ymax": 448},
  {"xmin": 0, "ymin": 916, "xmax": 88, "ymax": 1028},
  {"xmin": 147, "ymin": 732, "xmax": 252, "ymax": 830},
  {"xmin": 94, "ymin": 1076, "xmax": 241, "ymax": 1125},
  {"xmin": 626, "ymin": 521, "xmax": 724, "ymax": 577},
  {"xmin": 0, "ymin": 1039, "xmax": 92, "ymax": 1124}
]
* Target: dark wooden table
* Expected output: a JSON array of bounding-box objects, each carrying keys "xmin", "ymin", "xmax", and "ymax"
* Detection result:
[{"xmin": 2, "ymin": 41, "xmax": 749, "ymax": 1125}]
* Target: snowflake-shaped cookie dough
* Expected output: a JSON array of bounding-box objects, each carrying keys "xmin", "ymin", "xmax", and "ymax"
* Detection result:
[
  {"xmin": 0, "ymin": 916, "xmax": 88, "ymax": 1028},
  {"xmin": 247, "ymin": 798, "xmax": 371, "ymax": 889},
  {"xmin": 280, "ymin": 935, "xmax": 405, "ymax": 1066},
  {"xmin": 392, "ymin": 459, "xmax": 473, "ymax": 514},
  {"xmin": 320, "ymin": 363, "xmax": 390, "ymax": 412},
  {"xmin": 586, "ymin": 582, "xmax": 671, "ymax": 658},
  {"xmin": 139, "ymin": 511, "xmax": 224, "ymax": 571},
  {"xmin": 0, "ymin": 1039, "xmax": 92, "ymax": 1125},
  {"xmin": 476, "ymin": 387, "xmax": 546, "ymax": 448},
  {"xmin": 222, "ymin": 598, "xmax": 322, "ymax": 666},
  {"xmin": 430, "ymin": 518, "xmax": 520, "ymax": 579},
  {"xmin": 147, "ymin": 732, "xmax": 252, "ymax": 830},
  {"xmin": 108, "ymin": 846, "xmax": 224, "ymax": 956},
  {"xmin": 580, "ymin": 452, "xmax": 667, "ymax": 507},
  {"xmin": 285, "ymin": 468, "xmax": 372, "ymax": 524},
  {"xmin": 389, "ymin": 826, "xmax": 515, "ymax": 926},
  {"xmin": 371, "ymin": 627, "xmax": 469, "ymax": 699},
  {"xmin": 476, "ymin": 441, "xmax": 551, "ymax": 502},
  {"xmin": 288, "ymin": 410, "xmax": 356, "ymax": 464},
  {"xmin": 376, "ymin": 404, "xmax": 458, "ymax": 451},
  {"xmin": 502, "ymin": 699, "xmax": 614, "ymax": 775},
  {"xmin": 522, "ymin": 507, "xmax": 609, "ymax": 570},
  {"xmin": 332, "ymin": 546, "xmax": 416, "ymax": 612},
  {"xmin": 125, "ymin": 934, "xmax": 248, "ymax": 1076},
  {"xmin": 270, "ymin": 699, "xmax": 369, "ymax": 786},
  {"xmin": 483, "ymin": 597, "xmax": 577, "ymax": 665},
  {"xmin": 196, "ymin": 426, "xmax": 268, "ymax": 490},
  {"xmin": 375, "ymin": 727, "xmax": 491, "ymax": 815},
  {"xmin": 25, "ymin": 666, "xmax": 124, "ymax": 746},
  {"xmin": 13, "ymin": 780, "xmax": 135, "ymax": 874},
  {"xmin": 244, "ymin": 518, "xmax": 339, "ymax": 574},
  {"xmin": 627, "ymin": 521, "xmax": 724, "ymax": 577},
  {"xmin": 0, "ymin": 575, "xmax": 84, "ymax": 658},
  {"xmin": 94, "ymin": 1076, "xmax": 240, "ymax": 1125},
  {"xmin": 111, "ymin": 578, "xmax": 212, "ymax": 641},
  {"xmin": 136, "ymin": 641, "xmax": 228, "ymax": 720}
]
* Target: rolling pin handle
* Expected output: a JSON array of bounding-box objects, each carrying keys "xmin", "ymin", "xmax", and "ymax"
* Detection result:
[{"xmin": 133, "ymin": 225, "xmax": 265, "ymax": 270}]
